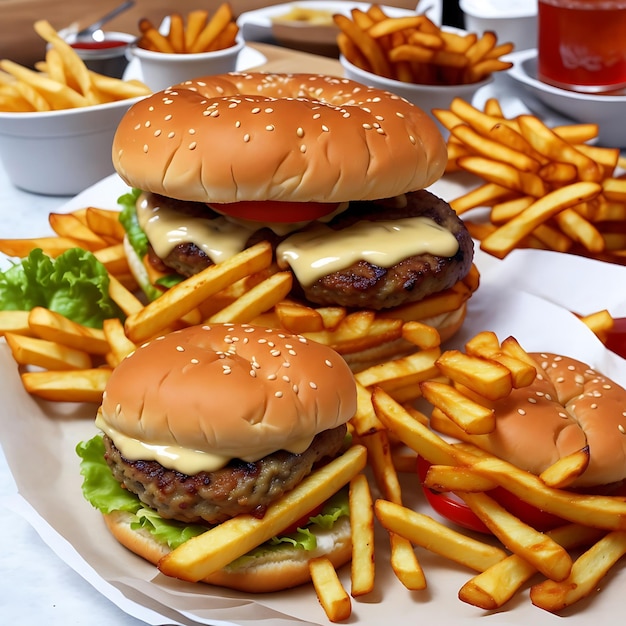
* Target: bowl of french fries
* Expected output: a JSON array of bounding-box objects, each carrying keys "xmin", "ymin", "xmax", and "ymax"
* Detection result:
[
  {"xmin": 0, "ymin": 20, "xmax": 151, "ymax": 196},
  {"xmin": 335, "ymin": 6, "xmax": 513, "ymax": 125},
  {"xmin": 131, "ymin": 5, "xmax": 244, "ymax": 92}
]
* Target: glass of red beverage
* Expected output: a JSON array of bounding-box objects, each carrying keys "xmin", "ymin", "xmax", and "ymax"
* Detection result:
[{"xmin": 538, "ymin": 0, "xmax": 626, "ymax": 93}]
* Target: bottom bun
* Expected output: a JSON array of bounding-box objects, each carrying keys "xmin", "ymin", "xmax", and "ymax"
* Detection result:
[
  {"xmin": 342, "ymin": 302, "xmax": 468, "ymax": 372},
  {"xmin": 103, "ymin": 511, "xmax": 352, "ymax": 593}
]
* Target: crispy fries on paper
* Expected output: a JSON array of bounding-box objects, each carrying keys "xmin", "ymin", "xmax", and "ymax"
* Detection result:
[
  {"xmin": 437, "ymin": 97, "xmax": 626, "ymax": 263},
  {"xmin": 335, "ymin": 4, "xmax": 513, "ymax": 85},
  {"xmin": 1, "ymin": 197, "xmax": 623, "ymax": 620}
]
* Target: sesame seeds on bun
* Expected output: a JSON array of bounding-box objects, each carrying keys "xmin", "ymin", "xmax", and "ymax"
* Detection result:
[
  {"xmin": 97, "ymin": 323, "xmax": 357, "ymax": 474},
  {"xmin": 111, "ymin": 72, "xmax": 447, "ymax": 205},
  {"xmin": 450, "ymin": 352, "xmax": 626, "ymax": 489}
]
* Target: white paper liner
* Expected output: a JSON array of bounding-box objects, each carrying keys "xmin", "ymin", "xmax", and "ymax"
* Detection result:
[{"xmin": 2, "ymin": 173, "xmax": 626, "ymax": 625}]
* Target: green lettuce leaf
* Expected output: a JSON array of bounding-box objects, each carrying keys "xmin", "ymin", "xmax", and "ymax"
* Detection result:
[
  {"xmin": 117, "ymin": 190, "xmax": 183, "ymax": 300},
  {"xmin": 76, "ymin": 434, "xmax": 349, "ymax": 552},
  {"xmin": 118, "ymin": 189, "xmax": 148, "ymax": 260},
  {"xmin": 0, "ymin": 248, "xmax": 124, "ymax": 328}
]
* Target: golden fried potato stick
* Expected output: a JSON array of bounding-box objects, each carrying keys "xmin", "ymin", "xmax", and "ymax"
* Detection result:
[
  {"xmin": 21, "ymin": 368, "xmax": 111, "ymax": 403},
  {"xmin": 375, "ymin": 499, "xmax": 507, "ymax": 572},
  {"xmin": 459, "ymin": 524, "xmax": 603, "ymax": 610},
  {"xmin": 349, "ymin": 473, "xmax": 376, "ymax": 597},
  {"xmin": 125, "ymin": 241, "xmax": 273, "ymax": 342},
  {"xmin": 459, "ymin": 491, "xmax": 573, "ymax": 581},
  {"xmin": 480, "ymin": 181, "xmax": 602, "ymax": 259},
  {"xmin": 309, "ymin": 557, "xmax": 352, "ymax": 622},
  {"xmin": 530, "ymin": 530, "xmax": 626, "ymax": 612}
]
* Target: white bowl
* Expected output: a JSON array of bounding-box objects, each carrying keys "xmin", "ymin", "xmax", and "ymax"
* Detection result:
[
  {"xmin": 460, "ymin": 0, "xmax": 537, "ymax": 51},
  {"xmin": 131, "ymin": 37, "xmax": 245, "ymax": 92},
  {"xmin": 0, "ymin": 96, "xmax": 144, "ymax": 196},
  {"xmin": 507, "ymin": 48, "xmax": 626, "ymax": 147},
  {"xmin": 340, "ymin": 55, "xmax": 492, "ymax": 129}
]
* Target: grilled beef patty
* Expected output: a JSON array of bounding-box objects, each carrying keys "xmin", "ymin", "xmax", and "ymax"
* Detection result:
[
  {"xmin": 103, "ymin": 424, "xmax": 347, "ymax": 525},
  {"xmin": 146, "ymin": 189, "xmax": 472, "ymax": 310}
]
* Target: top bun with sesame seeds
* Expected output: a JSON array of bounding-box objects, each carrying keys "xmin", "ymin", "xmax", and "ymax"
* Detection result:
[
  {"xmin": 441, "ymin": 352, "xmax": 626, "ymax": 490},
  {"xmin": 112, "ymin": 72, "xmax": 446, "ymax": 205},
  {"xmin": 98, "ymin": 323, "xmax": 356, "ymax": 468},
  {"xmin": 78, "ymin": 323, "xmax": 360, "ymax": 592}
]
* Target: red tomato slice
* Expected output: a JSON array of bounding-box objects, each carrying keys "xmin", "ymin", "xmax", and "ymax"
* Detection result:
[
  {"xmin": 207, "ymin": 200, "xmax": 342, "ymax": 223},
  {"xmin": 416, "ymin": 456, "xmax": 565, "ymax": 534},
  {"xmin": 606, "ymin": 317, "xmax": 626, "ymax": 360}
]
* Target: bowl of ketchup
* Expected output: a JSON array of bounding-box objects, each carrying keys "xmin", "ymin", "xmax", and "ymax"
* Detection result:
[{"xmin": 65, "ymin": 31, "xmax": 135, "ymax": 78}]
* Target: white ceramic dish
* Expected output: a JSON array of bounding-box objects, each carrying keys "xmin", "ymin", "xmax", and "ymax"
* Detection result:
[
  {"xmin": 507, "ymin": 48, "xmax": 626, "ymax": 147},
  {"xmin": 130, "ymin": 37, "xmax": 245, "ymax": 92},
  {"xmin": 460, "ymin": 0, "xmax": 537, "ymax": 51},
  {"xmin": 123, "ymin": 44, "xmax": 268, "ymax": 84},
  {"xmin": 237, "ymin": 1, "xmax": 418, "ymax": 47},
  {"xmin": 340, "ymin": 54, "xmax": 492, "ymax": 135},
  {"xmin": 0, "ymin": 96, "xmax": 144, "ymax": 196}
]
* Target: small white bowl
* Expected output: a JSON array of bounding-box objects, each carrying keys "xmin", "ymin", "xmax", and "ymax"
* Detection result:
[
  {"xmin": 0, "ymin": 96, "xmax": 144, "ymax": 196},
  {"xmin": 340, "ymin": 55, "xmax": 492, "ymax": 129},
  {"xmin": 460, "ymin": 0, "xmax": 537, "ymax": 51},
  {"xmin": 62, "ymin": 31, "xmax": 136, "ymax": 79},
  {"xmin": 131, "ymin": 37, "xmax": 245, "ymax": 92},
  {"xmin": 507, "ymin": 48, "xmax": 626, "ymax": 147}
]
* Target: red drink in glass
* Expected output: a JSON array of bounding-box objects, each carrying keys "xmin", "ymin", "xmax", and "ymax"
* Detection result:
[{"xmin": 538, "ymin": 0, "xmax": 626, "ymax": 93}]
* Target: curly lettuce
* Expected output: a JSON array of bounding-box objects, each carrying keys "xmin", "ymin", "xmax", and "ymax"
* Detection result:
[{"xmin": 0, "ymin": 247, "xmax": 124, "ymax": 328}]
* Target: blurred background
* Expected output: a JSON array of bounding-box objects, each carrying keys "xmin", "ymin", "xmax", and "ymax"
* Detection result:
[{"xmin": 0, "ymin": 0, "xmax": 463, "ymax": 67}]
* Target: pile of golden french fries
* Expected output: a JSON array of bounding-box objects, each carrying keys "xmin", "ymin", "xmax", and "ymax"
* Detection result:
[
  {"xmin": 335, "ymin": 4, "xmax": 513, "ymax": 85},
  {"xmin": 0, "ymin": 206, "xmax": 479, "ymax": 405},
  {"xmin": 0, "ymin": 199, "xmax": 620, "ymax": 620},
  {"xmin": 438, "ymin": 97, "xmax": 626, "ymax": 263},
  {"xmin": 0, "ymin": 21, "xmax": 151, "ymax": 112},
  {"xmin": 137, "ymin": 4, "xmax": 239, "ymax": 54}
]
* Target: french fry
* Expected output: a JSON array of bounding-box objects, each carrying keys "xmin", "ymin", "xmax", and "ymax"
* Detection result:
[
  {"xmin": 159, "ymin": 445, "xmax": 367, "ymax": 581},
  {"xmin": 21, "ymin": 368, "xmax": 111, "ymax": 402},
  {"xmin": 375, "ymin": 499, "xmax": 507, "ymax": 572},
  {"xmin": 435, "ymin": 349, "xmax": 514, "ymax": 401},
  {"xmin": 208, "ymin": 271, "xmax": 292, "ymax": 324},
  {"xmin": 349, "ymin": 474, "xmax": 375, "ymax": 597},
  {"xmin": 125, "ymin": 241, "xmax": 273, "ymax": 342},
  {"xmin": 309, "ymin": 557, "xmax": 352, "ymax": 622},
  {"xmin": 103, "ymin": 318, "xmax": 136, "ymax": 367},
  {"xmin": 530, "ymin": 530, "xmax": 626, "ymax": 612},
  {"xmin": 459, "ymin": 524, "xmax": 604, "ymax": 609},
  {"xmin": 5, "ymin": 332, "xmax": 92, "ymax": 370},
  {"xmin": 0, "ymin": 310, "xmax": 32, "ymax": 337},
  {"xmin": 388, "ymin": 532, "xmax": 426, "ymax": 590},
  {"xmin": 27, "ymin": 307, "xmax": 109, "ymax": 355},
  {"xmin": 419, "ymin": 380, "xmax": 495, "ymax": 434},
  {"xmin": 481, "ymin": 181, "xmax": 602, "ymax": 259},
  {"xmin": 459, "ymin": 491, "xmax": 573, "ymax": 581}
]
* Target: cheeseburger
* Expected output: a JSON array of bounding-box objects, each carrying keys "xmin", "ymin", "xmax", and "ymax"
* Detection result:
[
  {"xmin": 113, "ymin": 72, "xmax": 474, "ymax": 367},
  {"xmin": 77, "ymin": 323, "xmax": 359, "ymax": 592}
]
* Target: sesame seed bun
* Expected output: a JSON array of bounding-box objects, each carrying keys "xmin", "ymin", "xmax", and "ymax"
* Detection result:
[
  {"xmin": 111, "ymin": 72, "xmax": 447, "ymax": 206},
  {"xmin": 99, "ymin": 323, "xmax": 357, "ymax": 467},
  {"xmin": 445, "ymin": 352, "xmax": 626, "ymax": 489}
]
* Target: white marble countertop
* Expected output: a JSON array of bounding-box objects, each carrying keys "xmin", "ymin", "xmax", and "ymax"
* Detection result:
[{"xmin": 0, "ymin": 167, "xmax": 153, "ymax": 625}]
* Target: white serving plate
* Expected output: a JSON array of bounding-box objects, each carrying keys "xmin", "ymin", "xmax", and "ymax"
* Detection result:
[{"xmin": 506, "ymin": 48, "xmax": 626, "ymax": 147}]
